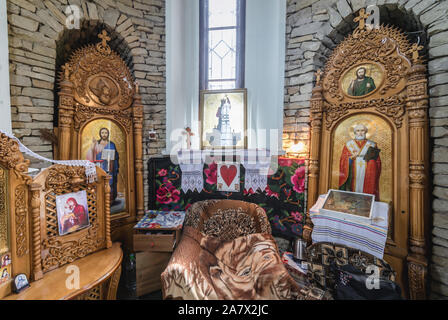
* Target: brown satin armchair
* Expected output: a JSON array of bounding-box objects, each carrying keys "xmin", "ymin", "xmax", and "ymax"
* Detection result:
[{"xmin": 161, "ymin": 200, "xmax": 314, "ymax": 300}]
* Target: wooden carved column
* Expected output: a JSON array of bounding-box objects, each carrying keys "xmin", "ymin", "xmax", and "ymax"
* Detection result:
[
  {"xmin": 133, "ymin": 84, "xmax": 145, "ymax": 220},
  {"xmin": 29, "ymin": 183, "xmax": 43, "ymax": 281},
  {"xmin": 406, "ymin": 62, "xmax": 429, "ymax": 300},
  {"xmin": 304, "ymin": 70, "xmax": 324, "ymax": 243},
  {"xmin": 104, "ymin": 174, "xmax": 112, "ymax": 248},
  {"xmin": 58, "ymin": 64, "xmax": 75, "ymax": 160}
]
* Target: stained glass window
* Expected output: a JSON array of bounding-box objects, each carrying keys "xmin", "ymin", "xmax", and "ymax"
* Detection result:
[{"xmin": 200, "ymin": 0, "xmax": 245, "ymax": 90}]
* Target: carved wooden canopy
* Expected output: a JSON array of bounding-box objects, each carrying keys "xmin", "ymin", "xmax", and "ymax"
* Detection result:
[
  {"xmin": 62, "ymin": 30, "xmax": 135, "ymax": 110},
  {"xmin": 306, "ymin": 9, "xmax": 429, "ymax": 300}
]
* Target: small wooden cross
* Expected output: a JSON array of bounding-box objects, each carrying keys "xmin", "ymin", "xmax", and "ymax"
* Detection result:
[
  {"xmin": 61, "ymin": 63, "xmax": 71, "ymax": 80},
  {"xmin": 409, "ymin": 43, "xmax": 424, "ymax": 64},
  {"xmin": 98, "ymin": 30, "xmax": 111, "ymax": 47},
  {"xmin": 354, "ymin": 8, "xmax": 370, "ymax": 30},
  {"xmin": 183, "ymin": 127, "xmax": 194, "ymax": 149},
  {"xmin": 315, "ymin": 69, "xmax": 323, "ymax": 86}
]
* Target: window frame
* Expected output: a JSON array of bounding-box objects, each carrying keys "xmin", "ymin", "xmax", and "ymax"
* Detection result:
[{"xmin": 199, "ymin": 0, "xmax": 246, "ymax": 91}]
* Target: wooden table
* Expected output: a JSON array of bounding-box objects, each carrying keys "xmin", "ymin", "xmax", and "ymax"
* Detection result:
[{"xmin": 4, "ymin": 242, "xmax": 123, "ymax": 300}]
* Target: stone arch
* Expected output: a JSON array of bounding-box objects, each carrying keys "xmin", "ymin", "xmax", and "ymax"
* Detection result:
[{"xmin": 285, "ymin": 0, "xmax": 448, "ymax": 298}]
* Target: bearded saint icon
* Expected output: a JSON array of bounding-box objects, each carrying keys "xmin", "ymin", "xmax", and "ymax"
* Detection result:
[{"xmin": 339, "ymin": 124, "xmax": 381, "ymax": 200}]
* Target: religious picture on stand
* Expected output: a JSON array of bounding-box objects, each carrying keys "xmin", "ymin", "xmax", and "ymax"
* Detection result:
[
  {"xmin": 81, "ymin": 119, "xmax": 128, "ymax": 215},
  {"xmin": 331, "ymin": 114, "xmax": 392, "ymax": 204},
  {"xmin": 200, "ymin": 89, "xmax": 247, "ymax": 149},
  {"xmin": 341, "ymin": 63, "xmax": 384, "ymax": 98},
  {"xmin": 56, "ymin": 190, "xmax": 90, "ymax": 236},
  {"xmin": 0, "ymin": 264, "xmax": 11, "ymax": 284}
]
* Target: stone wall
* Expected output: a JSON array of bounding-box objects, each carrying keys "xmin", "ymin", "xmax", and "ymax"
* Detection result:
[
  {"xmin": 7, "ymin": 0, "xmax": 166, "ymax": 210},
  {"xmin": 284, "ymin": 0, "xmax": 448, "ymax": 299}
]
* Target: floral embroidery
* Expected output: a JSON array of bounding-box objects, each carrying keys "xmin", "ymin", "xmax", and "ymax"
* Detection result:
[
  {"xmin": 204, "ymin": 161, "xmax": 218, "ymax": 185},
  {"xmin": 291, "ymin": 211, "xmax": 303, "ymax": 222},
  {"xmin": 291, "ymin": 166, "xmax": 306, "ymax": 193},
  {"xmin": 265, "ymin": 186, "xmax": 280, "ymax": 199},
  {"xmin": 156, "ymin": 182, "xmax": 181, "ymax": 204},
  {"xmin": 151, "ymin": 157, "xmax": 307, "ymax": 238}
]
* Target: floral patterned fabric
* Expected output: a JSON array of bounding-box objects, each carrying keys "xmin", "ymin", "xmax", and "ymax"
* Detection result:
[{"xmin": 148, "ymin": 156, "xmax": 307, "ymax": 239}]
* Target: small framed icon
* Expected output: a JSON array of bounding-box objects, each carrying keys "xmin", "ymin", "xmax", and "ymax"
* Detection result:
[{"xmin": 13, "ymin": 273, "xmax": 30, "ymax": 293}]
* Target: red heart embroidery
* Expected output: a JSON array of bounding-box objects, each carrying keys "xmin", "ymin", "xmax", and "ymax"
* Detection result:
[{"xmin": 220, "ymin": 165, "xmax": 237, "ymax": 187}]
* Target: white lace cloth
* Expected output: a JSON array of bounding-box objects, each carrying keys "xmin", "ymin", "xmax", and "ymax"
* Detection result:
[
  {"xmin": 178, "ymin": 150, "xmax": 204, "ymax": 192},
  {"xmin": 176, "ymin": 149, "xmax": 272, "ymax": 193},
  {"xmin": 1, "ymin": 130, "xmax": 97, "ymax": 183},
  {"xmin": 241, "ymin": 149, "xmax": 271, "ymax": 192}
]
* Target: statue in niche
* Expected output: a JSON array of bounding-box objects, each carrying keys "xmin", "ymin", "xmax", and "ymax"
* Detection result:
[
  {"xmin": 347, "ymin": 67, "xmax": 376, "ymax": 96},
  {"xmin": 339, "ymin": 124, "xmax": 381, "ymax": 200}
]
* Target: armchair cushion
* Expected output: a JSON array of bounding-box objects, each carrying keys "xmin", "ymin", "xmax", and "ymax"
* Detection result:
[{"xmin": 184, "ymin": 200, "xmax": 272, "ymax": 240}]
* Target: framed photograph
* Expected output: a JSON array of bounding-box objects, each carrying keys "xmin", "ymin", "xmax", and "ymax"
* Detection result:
[
  {"xmin": 13, "ymin": 274, "xmax": 29, "ymax": 293},
  {"xmin": 320, "ymin": 189, "xmax": 375, "ymax": 223},
  {"xmin": 56, "ymin": 190, "xmax": 90, "ymax": 236},
  {"xmin": 200, "ymin": 89, "xmax": 247, "ymax": 149}
]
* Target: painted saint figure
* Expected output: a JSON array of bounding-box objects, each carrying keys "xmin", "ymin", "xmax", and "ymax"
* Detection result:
[
  {"xmin": 339, "ymin": 124, "xmax": 381, "ymax": 200},
  {"xmin": 347, "ymin": 67, "xmax": 376, "ymax": 96},
  {"xmin": 86, "ymin": 127, "xmax": 119, "ymax": 201},
  {"xmin": 61, "ymin": 197, "xmax": 88, "ymax": 234}
]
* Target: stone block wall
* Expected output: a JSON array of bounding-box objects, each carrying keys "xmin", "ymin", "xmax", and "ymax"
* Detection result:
[
  {"xmin": 284, "ymin": 0, "xmax": 448, "ymax": 299},
  {"xmin": 7, "ymin": 0, "xmax": 166, "ymax": 210}
]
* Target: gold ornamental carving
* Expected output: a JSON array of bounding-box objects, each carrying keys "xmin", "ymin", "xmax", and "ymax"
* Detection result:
[
  {"xmin": 45, "ymin": 165, "xmax": 87, "ymax": 194},
  {"xmin": 73, "ymin": 103, "xmax": 132, "ymax": 132},
  {"xmin": 324, "ymin": 96, "xmax": 406, "ymax": 129},
  {"xmin": 408, "ymin": 261, "xmax": 426, "ymax": 299},
  {"xmin": 15, "ymin": 184, "xmax": 27, "ymax": 257},
  {"xmin": 59, "ymin": 30, "xmax": 135, "ymax": 109},
  {"xmin": 0, "ymin": 167, "xmax": 8, "ymax": 254},
  {"xmin": 0, "ymin": 133, "xmax": 30, "ymax": 180},
  {"xmin": 42, "ymin": 225, "xmax": 103, "ymax": 272},
  {"xmin": 322, "ymin": 23, "xmax": 412, "ymax": 102}
]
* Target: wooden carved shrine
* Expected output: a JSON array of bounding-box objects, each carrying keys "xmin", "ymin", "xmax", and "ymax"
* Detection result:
[
  {"xmin": 0, "ymin": 133, "xmax": 32, "ymax": 298},
  {"xmin": 305, "ymin": 9, "xmax": 430, "ymax": 299},
  {"xmin": 0, "ymin": 133, "xmax": 122, "ymax": 300},
  {"xmin": 56, "ymin": 30, "xmax": 144, "ymax": 235}
]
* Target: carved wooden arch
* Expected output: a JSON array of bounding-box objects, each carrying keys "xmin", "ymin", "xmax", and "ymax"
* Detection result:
[
  {"xmin": 305, "ymin": 9, "xmax": 429, "ymax": 300},
  {"xmin": 56, "ymin": 30, "xmax": 145, "ymax": 235},
  {"xmin": 0, "ymin": 133, "xmax": 32, "ymax": 298}
]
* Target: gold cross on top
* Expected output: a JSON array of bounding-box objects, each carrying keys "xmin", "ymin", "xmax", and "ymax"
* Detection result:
[
  {"xmin": 98, "ymin": 30, "xmax": 111, "ymax": 47},
  {"xmin": 354, "ymin": 8, "xmax": 370, "ymax": 30}
]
